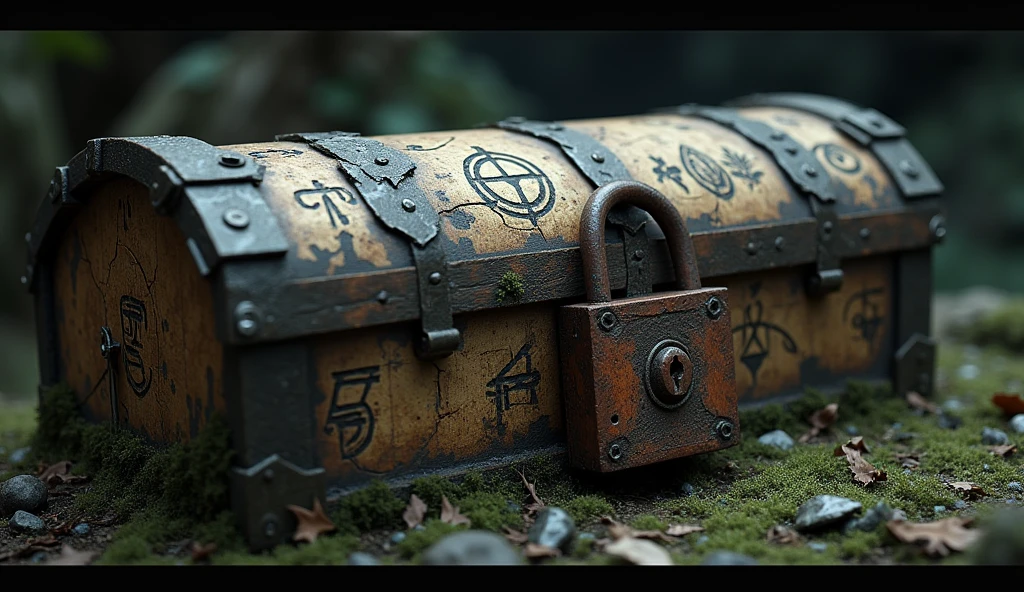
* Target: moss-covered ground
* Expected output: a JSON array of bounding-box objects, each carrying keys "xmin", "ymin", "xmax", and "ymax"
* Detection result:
[{"xmin": 3, "ymin": 301, "xmax": 1024, "ymax": 565}]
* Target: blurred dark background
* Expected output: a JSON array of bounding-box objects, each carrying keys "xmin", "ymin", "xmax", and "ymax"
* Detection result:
[{"xmin": 2, "ymin": 30, "xmax": 1021, "ymax": 397}]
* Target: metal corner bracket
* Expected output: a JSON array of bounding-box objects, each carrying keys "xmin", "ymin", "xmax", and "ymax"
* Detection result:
[{"xmin": 230, "ymin": 454, "xmax": 327, "ymax": 551}]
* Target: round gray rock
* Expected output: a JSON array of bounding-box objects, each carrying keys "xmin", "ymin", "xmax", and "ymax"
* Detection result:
[
  {"xmin": 9, "ymin": 510, "xmax": 47, "ymax": 534},
  {"xmin": 421, "ymin": 530, "xmax": 522, "ymax": 565},
  {"xmin": 757, "ymin": 430, "xmax": 794, "ymax": 451},
  {"xmin": 8, "ymin": 447, "xmax": 30, "ymax": 464},
  {"xmin": 1010, "ymin": 414, "xmax": 1024, "ymax": 434},
  {"xmin": 73, "ymin": 523, "xmax": 91, "ymax": 536},
  {"xmin": 0, "ymin": 474, "xmax": 48, "ymax": 516},
  {"xmin": 982, "ymin": 427, "xmax": 1010, "ymax": 445},
  {"xmin": 942, "ymin": 399, "xmax": 965, "ymax": 413},
  {"xmin": 843, "ymin": 502, "xmax": 894, "ymax": 533},
  {"xmin": 1009, "ymin": 482, "xmax": 1023, "ymax": 493},
  {"xmin": 795, "ymin": 495, "xmax": 862, "ymax": 532},
  {"xmin": 527, "ymin": 507, "xmax": 576, "ymax": 553},
  {"xmin": 390, "ymin": 531, "xmax": 406, "ymax": 545},
  {"xmin": 347, "ymin": 551, "xmax": 380, "ymax": 566},
  {"xmin": 701, "ymin": 551, "xmax": 758, "ymax": 565}
]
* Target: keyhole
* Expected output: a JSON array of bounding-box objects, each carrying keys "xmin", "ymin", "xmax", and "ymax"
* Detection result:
[{"xmin": 670, "ymin": 356, "xmax": 685, "ymax": 392}]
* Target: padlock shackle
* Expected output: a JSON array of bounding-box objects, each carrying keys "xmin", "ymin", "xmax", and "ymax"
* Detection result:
[{"xmin": 580, "ymin": 181, "xmax": 701, "ymax": 303}]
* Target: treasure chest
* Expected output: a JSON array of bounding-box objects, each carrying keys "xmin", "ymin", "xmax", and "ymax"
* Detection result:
[{"xmin": 25, "ymin": 93, "xmax": 944, "ymax": 549}]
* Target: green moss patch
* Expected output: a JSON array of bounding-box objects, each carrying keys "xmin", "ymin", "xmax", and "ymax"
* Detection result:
[
  {"xmin": 332, "ymin": 480, "xmax": 406, "ymax": 535},
  {"xmin": 495, "ymin": 271, "xmax": 525, "ymax": 304},
  {"xmin": 952, "ymin": 298, "xmax": 1024, "ymax": 352},
  {"xmin": 564, "ymin": 495, "xmax": 614, "ymax": 525}
]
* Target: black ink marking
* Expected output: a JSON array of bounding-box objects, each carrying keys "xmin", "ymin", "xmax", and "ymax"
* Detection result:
[
  {"xmin": 732, "ymin": 300, "xmax": 798, "ymax": 384},
  {"xmin": 170, "ymin": 380, "xmax": 176, "ymax": 395},
  {"xmin": 447, "ymin": 209, "xmax": 477, "ymax": 230},
  {"xmin": 720, "ymin": 147, "xmax": 764, "ymax": 190},
  {"xmin": 435, "ymin": 172, "xmax": 453, "ymax": 180},
  {"xmin": 325, "ymin": 366, "xmax": 380, "ymax": 459},
  {"xmin": 844, "ymin": 287, "xmax": 885, "ymax": 350},
  {"xmin": 119, "ymin": 199, "xmax": 133, "ymax": 232},
  {"xmin": 119, "ymin": 295, "xmax": 152, "ymax": 397},
  {"xmin": 649, "ymin": 156, "xmax": 690, "ymax": 193},
  {"xmin": 486, "ymin": 340, "xmax": 541, "ymax": 435},
  {"xmin": 162, "ymin": 319, "xmax": 170, "ymax": 332},
  {"xmin": 404, "ymin": 137, "xmax": 455, "ymax": 151},
  {"xmin": 434, "ymin": 189, "xmax": 450, "ymax": 203},
  {"xmin": 161, "ymin": 361, "xmax": 168, "ymax": 379},
  {"xmin": 813, "ymin": 143, "xmax": 861, "ymax": 174},
  {"xmin": 680, "ymin": 145, "xmax": 735, "ymax": 199},
  {"xmin": 463, "ymin": 146, "xmax": 556, "ymax": 227},
  {"xmin": 773, "ymin": 115, "xmax": 801, "ymax": 127},
  {"xmin": 248, "ymin": 149, "xmax": 303, "ymax": 159},
  {"xmin": 294, "ymin": 180, "xmax": 358, "ymax": 228}
]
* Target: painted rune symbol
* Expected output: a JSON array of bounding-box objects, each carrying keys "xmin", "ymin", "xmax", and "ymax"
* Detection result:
[
  {"xmin": 294, "ymin": 180, "xmax": 358, "ymax": 228},
  {"xmin": 731, "ymin": 300, "xmax": 798, "ymax": 383},
  {"xmin": 463, "ymin": 146, "xmax": 556, "ymax": 227},
  {"xmin": 486, "ymin": 341, "xmax": 541, "ymax": 434},
  {"xmin": 649, "ymin": 155, "xmax": 690, "ymax": 193},
  {"xmin": 324, "ymin": 366, "xmax": 380, "ymax": 459},
  {"xmin": 844, "ymin": 287, "xmax": 885, "ymax": 350}
]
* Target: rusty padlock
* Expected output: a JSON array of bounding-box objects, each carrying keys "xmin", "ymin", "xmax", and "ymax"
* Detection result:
[{"xmin": 559, "ymin": 181, "xmax": 740, "ymax": 472}]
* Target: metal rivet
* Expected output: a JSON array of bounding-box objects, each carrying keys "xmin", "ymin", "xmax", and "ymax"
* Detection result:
[
  {"xmin": 234, "ymin": 301, "xmax": 261, "ymax": 337},
  {"xmin": 263, "ymin": 518, "xmax": 277, "ymax": 538},
  {"xmin": 608, "ymin": 444, "xmax": 622, "ymax": 461},
  {"xmin": 548, "ymin": 124, "xmax": 564, "ymax": 131},
  {"xmin": 784, "ymin": 146, "xmax": 798, "ymax": 155},
  {"xmin": 262, "ymin": 469, "xmax": 274, "ymax": 482},
  {"xmin": 591, "ymin": 152, "xmax": 605, "ymax": 163},
  {"xmin": 930, "ymin": 214, "xmax": 946, "ymax": 242},
  {"xmin": 237, "ymin": 319, "xmax": 256, "ymax": 335},
  {"xmin": 745, "ymin": 241, "xmax": 758, "ymax": 255},
  {"xmin": 769, "ymin": 132, "xmax": 785, "ymax": 141},
  {"xmin": 705, "ymin": 296, "xmax": 723, "ymax": 320},
  {"xmin": 377, "ymin": 290, "xmax": 389, "ymax": 304},
  {"xmin": 632, "ymin": 249, "xmax": 645, "ymax": 261},
  {"xmin": 860, "ymin": 227, "xmax": 871, "ymax": 240},
  {"xmin": 716, "ymin": 420, "xmax": 734, "ymax": 440},
  {"xmin": 611, "ymin": 414, "xmax": 619, "ymax": 425},
  {"xmin": 401, "ymin": 199, "xmax": 416, "ymax": 212},
  {"xmin": 429, "ymin": 272, "xmax": 442, "ymax": 285},
  {"xmin": 802, "ymin": 163, "xmax": 818, "ymax": 178},
  {"xmin": 823, "ymin": 221, "xmax": 834, "ymax": 234},
  {"xmin": 219, "ymin": 153, "xmax": 245, "ymax": 167},
  {"xmin": 899, "ymin": 159, "xmax": 919, "ymax": 179},
  {"xmin": 223, "ymin": 208, "xmax": 250, "ymax": 230},
  {"xmin": 25, "ymin": 232, "xmax": 31, "ymax": 243},
  {"xmin": 374, "ymin": 156, "xmax": 389, "ymax": 166},
  {"xmin": 598, "ymin": 311, "xmax": 616, "ymax": 331},
  {"xmin": 774, "ymin": 236, "xmax": 784, "ymax": 251},
  {"xmin": 20, "ymin": 275, "xmax": 28, "ymax": 285}
]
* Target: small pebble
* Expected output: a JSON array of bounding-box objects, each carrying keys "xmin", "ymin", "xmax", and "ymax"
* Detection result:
[
  {"xmin": 9, "ymin": 510, "xmax": 47, "ymax": 534},
  {"xmin": 844, "ymin": 425, "xmax": 860, "ymax": 437},
  {"xmin": 680, "ymin": 482, "xmax": 696, "ymax": 497},
  {"xmin": 390, "ymin": 531, "xmax": 406, "ymax": 545},
  {"xmin": 942, "ymin": 399, "xmax": 965, "ymax": 413},
  {"xmin": 73, "ymin": 523, "xmax": 91, "ymax": 536},
  {"xmin": 982, "ymin": 427, "xmax": 1010, "ymax": 445},
  {"xmin": 938, "ymin": 413, "xmax": 962, "ymax": 430},
  {"xmin": 9, "ymin": 447, "xmax": 30, "ymax": 464},
  {"xmin": 1008, "ymin": 482, "xmax": 1023, "ymax": 493},
  {"xmin": 891, "ymin": 422, "xmax": 902, "ymax": 430},
  {"xmin": 808, "ymin": 542, "xmax": 827, "ymax": 553},
  {"xmin": 422, "ymin": 531, "xmax": 521, "ymax": 565},
  {"xmin": 892, "ymin": 509, "xmax": 908, "ymax": 521},
  {"xmin": 957, "ymin": 364, "xmax": 980, "ymax": 380},
  {"xmin": 718, "ymin": 498, "xmax": 728, "ymax": 506},
  {"xmin": 984, "ymin": 464, "xmax": 993, "ymax": 473},
  {"xmin": 934, "ymin": 505, "xmax": 946, "ymax": 514},
  {"xmin": 414, "ymin": 524, "xmax": 426, "ymax": 532},
  {"xmin": 347, "ymin": 552, "xmax": 380, "ymax": 566},
  {"xmin": 757, "ymin": 430, "xmax": 794, "ymax": 451},
  {"xmin": 578, "ymin": 532, "xmax": 596, "ymax": 542},
  {"xmin": 902, "ymin": 469, "xmax": 912, "ymax": 475},
  {"xmin": 795, "ymin": 495, "xmax": 862, "ymax": 532},
  {"xmin": 30, "ymin": 552, "xmax": 47, "ymax": 564},
  {"xmin": 954, "ymin": 500, "xmax": 967, "ymax": 510},
  {"xmin": 506, "ymin": 501, "xmax": 521, "ymax": 514},
  {"xmin": 701, "ymin": 551, "xmax": 758, "ymax": 565},
  {"xmin": 527, "ymin": 507, "xmax": 577, "ymax": 553},
  {"xmin": 1010, "ymin": 414, "xmax": 1024, "ymax": 434},
  {"xmin": 0, "ymin": 474, "xmax": 48, "ymax": 516},
  {"xmin": 695, "ymin": 535, "xmax": 709, "ymax": 546}
]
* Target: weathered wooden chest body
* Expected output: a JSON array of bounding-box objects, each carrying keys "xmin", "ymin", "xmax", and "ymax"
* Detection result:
[{"xmin": 26, "ymin": 93, "xmax": 944, "ymax": 549}]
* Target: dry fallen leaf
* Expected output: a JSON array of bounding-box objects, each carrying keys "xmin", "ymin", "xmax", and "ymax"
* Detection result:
[
  {"xmin": 665, "ymin": 524, "xmax": 704, "ymax": 537},
  {"xmin": 947, "ymin": 481, "xmax": 986, "ymax": 500},
  {"xmin": 835, "ymin": 439, "xmax": 886, "ymax": 485},
  {"xmin": 799, "ymin": 403, "xmax": 839, "ymax": 443},
  {"xmin": 47, "ymin": 545, "xmax": 99, "ymax": 566},
  {"xmin": 403, "ymin": 494, "xmax": 428, "ymax": 529},
  {"xmin": 895, "ymin": 452, "xmax": 922, "ymax": 470},
  {"xmin": 523, "ymin": 543, "xmax": 561, "ymax": 558},
  {"xmin": 190, "ymin": 541, "xmax": 217, "ymax": 562},
  {"xmin": 886, "ymin": 517, "xmax": 981, "ymax": 557},
  {"xmin": 286, "ymin": 498, "xmax": 337, "ymax": 544},
  {"xmin": 766, "ymin": 525, "xmax": 802, "ymax": 545},
  {"xmin": 37, "ymin": 461, "xmax": 89, "ymax": 488},
  {"xmin": 992, "ymin": 393, "xmax": 1024, "ymax": 416},
  {"xmin": 833, "ymin": 436, "xmax": 870, "ymax": 456},
  {"xmin": 440, "ymin": 495, "xmax": 472, "ymax": 527},
  {"xmin": 516, "ymin": 468, "xmax": 545, "ymax": 515},
  {"xmin": 503, "ymin": 526, "xmax": 529, "ymax": 545},
  {"xmin": 989, "ymin": 444, "xmax": 1017, "ymax": 457},
  {"xmin": 604, "ymin": 537, "xmax": 674, "ymax": 565},
  {"xmin": 599, "ymin": 516, "xmax": 680, "ymax": 543},
  {"xmin": 906, "ymin": 391, "xmax": 939, "ymax": 414}
]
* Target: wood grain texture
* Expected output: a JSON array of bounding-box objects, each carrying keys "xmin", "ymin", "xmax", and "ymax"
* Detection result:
[{"xmin": 50, "ymin": 177, "xmax": 225, "ymax": 442}]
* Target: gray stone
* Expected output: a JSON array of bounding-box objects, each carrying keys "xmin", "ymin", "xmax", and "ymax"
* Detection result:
[
  {"xmin": 954, "ymin": 500, "xmax": 968, "ymax": 510},
  {"xmin": 942, "ymin": 399, "xmax": 965, "ymax": 413},
  {"xmin": 902, "ymin": 469, "xmax": 912, "ymax": 475},
  {"xmin": 984, "ymin": 464, "xmax": 993, "ymax": 473},
  {"xmin": 1009, "ymin": 482, "xmax": 1024, "ymax": 493},
  {"xmin": 934, "ymin": 505, "xmax": 946, "ymax": 514},
  {"xmin": 844, "ymin": 502, "xmax": 894, "ymax": 533},
  {"xmin": 958, "ymin": 364, "xmax": 980, "ymax": 380},
  {"xmin": 983, "ymin": 427, "xmax": 1010, "ymax": 445},
  {"xmin": 695, "ymin": 535, "xmax": 709, "ymax": 546},
  {"xmin": 680, "ymin": 482, "xmax": 696, "ymax": 497},
  {"xmin": 506, "ymin": 501, "xmax": 521, "ymax": 514},
  {"xmin": 0, "ymin": 474, "xmax": 48, "ymax": 516},
  {"xmin": 844, "ymin": 425, "xmax": 860, "ymax": 437},
  {"xmin": 808, "ymin": 542, "xmax": 828, "ymax": 553},
  {"xmin": 578, "ymin": 532, "xmax": 596, "ymax": 542},
  {"xmin": 422, "ymin": 530, "xmax": 522, "ymax": 565},
  {"xmin": 413, "ymin": 524, "xmax": 426, "ymax": 531},
  {"xmin": 527, "ymin": 507, "xmax": 576, "ymax": 553},
  {"xmin": 701, "ymin": 551, "xmax": 758, "ymax": 565},
  {"xmin": 892, "ymin": 509, "xmax": 908, "ymax": 521},
  {"xmin": 9, "ymin": 447, "xmax": 30, "ymax": 464},
  {"xmin": 891, "ymin": 422, "xmax": 902, "ymax": 430},
  {"xmin": 30, "ymin": 552, "xmax": 47, "ymax": 564},
  {"xmin": 1010, "ymin": 414, "xmax": 1024, "ymax": 434},
  {"xmin": 758, "ymin": 430, "xmax": 794, "ymax": 451},
  {"xmin": 390, "ymin": 531, "xmax": 406, "ymax": 545},
  {"xmin": 795, "ymin": 495, "xmax": 862, "ymax": 532},
  {"xmin": 938, "ymin": 413, "xmax": 962, "ymax": 430},
  {"xmin": 73, "ymin": 523, "xmax": 91, "ymax": 536},
  {"xmin": 9, "ymin": 510, "xmax": 46, "ymax": 534},
  {"xmin": 347, "ymin": 552, "xmax": 380, "ymax": 566}
]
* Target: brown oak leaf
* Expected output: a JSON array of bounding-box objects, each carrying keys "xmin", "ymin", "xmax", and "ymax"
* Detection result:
[
  {"xmin": 833, "ymin": 436, "xmax": 870, "ymax": 456},
  {"xmin": 523, "ymin": 543, "xmax": 561, "ymax": 558},
  {"xmin": 403, "ymin": 494, "xmax": 428, "ymax": 529},
  {"xmin": 766, "ymin": 525, "xmax": 802, "ymax": 545},
  {"xmin": 989, "ymin": 444, "xmax": 1017, "ymax": 457},
  {"xmin": 665, "ymin": 524, "xmax": 704, "ymax": 537},
  {"xmin": 37, "ymin": 461, "xmax": 89, "ymax": 488},
  {"xmin": 886, "ymin": 517, "xmax": 981, "ymax": 557},
  {"xmin": 798, "ymin": 403, "xmax": 839, "ymax": 443},
  {"xmin": 835, "ymin": 439, "xmax": 886, "ymax": 485},
  {"xmin": 286, "ymin": 498, "xmax": 337, "ymax": 544},
  {"xmin": 503, "ymin": 526, "xmax": 529, "ymax": 545},
  {"xmin": 599, "ymin": 516, "xmax": 680, "ymax": 543},
  {"xmin": 47, "ymin": 545, "xmax": 99, "ymax": 566},
  {"xmin": 947, "ymin": 481, "xmax": 986, "ymax": 500},
  {"xmin": 992, "ymin": 393, "xmax": 1024, "ymax": 416},
  {"xmin": 906, "ymin": 391, "xmax": 939, "ymax": 414},
  {"xmin": 440, "ymin": 495, "xmax": 471, "ymax": 526},
  {"xmin": 190, "ymin": 541, "xmax": 217, "ymax": 562},
  {"xmin": 895, "ymin": 452, "xmax": 922, "ymax": 469},
  {"xmin": 516, "ymin": 468, "xmax": 545, "ymax": 515},
  {"xmin": 604, "ymin": 537, "xmax": 674, "ymax": 565}
]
